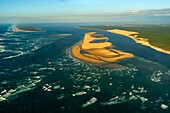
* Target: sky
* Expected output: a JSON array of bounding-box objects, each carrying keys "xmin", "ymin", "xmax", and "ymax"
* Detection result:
[{"xmin": 0, "ymin": 0, "xmax": 170, "ymax": 23}]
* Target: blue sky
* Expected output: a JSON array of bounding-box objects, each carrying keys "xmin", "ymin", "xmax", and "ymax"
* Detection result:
[{"xmin": 0, "ymin": 0, "xmax": 170, "ymax": 23}]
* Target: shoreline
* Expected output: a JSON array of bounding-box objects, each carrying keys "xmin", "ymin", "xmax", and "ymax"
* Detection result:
[
  {"xmin": 12, "ymin": 25, "xmax": 43, "ymax": 32},
  {"xmin": 70, "ymin": 32, "xmax": 134, "ymax": 67},
  {"xmin": 107, "ymin": 29, "xmax": 170, "ymax": 55}
]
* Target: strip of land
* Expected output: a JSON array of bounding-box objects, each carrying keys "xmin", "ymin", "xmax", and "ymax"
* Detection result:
[
  {"xmin": 71, "ymin": 32, "xmax": 134, "ymax": 66},
  {"xmin": 12, "ymin": 25, "xmax": 43, "ymax": 32},
  {"xmin": 107, "ymin": 29, "xmax": 170, "ymax": 54}
]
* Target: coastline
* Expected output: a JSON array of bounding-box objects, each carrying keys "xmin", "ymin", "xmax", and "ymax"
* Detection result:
[
  {"xmin": 12, "ymin": 25, "xmax": 43, "ymax": 32},
  {"xmin": 107, "ymin": 29, "xmax": 170, "ymax": 55},
  {"xmin": 70, "ymin": 32, "xmax": 134, "ymax": 66}
]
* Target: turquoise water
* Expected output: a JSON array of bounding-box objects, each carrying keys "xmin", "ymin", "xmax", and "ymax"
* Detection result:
[{"xmin": 0, "ymin": 24, "xmax": 170, "ymax": 113}]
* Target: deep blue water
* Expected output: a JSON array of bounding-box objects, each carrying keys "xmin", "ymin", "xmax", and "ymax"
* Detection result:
[{"xmin": 0, "ymin": 24, "xmax": 170, "ymax": 113}]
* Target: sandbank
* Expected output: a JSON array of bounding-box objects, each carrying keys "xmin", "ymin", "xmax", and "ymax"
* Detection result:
[
  {"xmin": 71, "ymin": 43, "xmax": 106, "ymax": 65},
  {"xmin": 71, "ymin": 32, "xmax": 134, "ymax": 66}
]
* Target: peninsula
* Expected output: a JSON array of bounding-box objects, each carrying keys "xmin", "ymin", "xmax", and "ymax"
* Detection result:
[
  {"xmin": 12, "ymin": 24, "xmax": 44, "ymax": 32},
  {"xmin": 107, "ymin": 29, "xmax": 170, "ymax": 54},
  {"xmin": 71, "ymin": 32, "xmax": 134, "ymax": 66}
]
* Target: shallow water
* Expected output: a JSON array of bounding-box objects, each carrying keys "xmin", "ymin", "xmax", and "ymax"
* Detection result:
[{"xmin": 0, "ymin": 24, "xmax": 170, "ymax": 113}]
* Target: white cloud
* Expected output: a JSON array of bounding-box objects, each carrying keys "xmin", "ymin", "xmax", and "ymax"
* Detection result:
[{"xmin": 152, "ymin": 13, "xmax": 170, "ymax": 16}]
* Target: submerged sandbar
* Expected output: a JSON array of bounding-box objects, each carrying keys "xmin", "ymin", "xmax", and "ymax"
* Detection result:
[{"xmin": 57, "ymin": 34, "xmax": 72, "ymax": 37}]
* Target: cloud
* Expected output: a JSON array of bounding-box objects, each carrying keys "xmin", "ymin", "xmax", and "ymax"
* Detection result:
[
  {"xmin": 152, "ymin": 14, "xmax": 170, "ymax": 16},
  {"xmin": 113, "ymin": 8, "xmax": 170, "ymax": 17},
  {"xmin": 1, "ymin": 8, "xmax": 170, "ymax": 23},
  {"xmin": 75, "ymin": 8, "xmax": 170, "ymax": 18}
]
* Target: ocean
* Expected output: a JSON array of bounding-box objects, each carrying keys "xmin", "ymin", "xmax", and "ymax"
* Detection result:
[{"xmin": 0, "ymin": 24, "xmax": 170, "ymax": 113}]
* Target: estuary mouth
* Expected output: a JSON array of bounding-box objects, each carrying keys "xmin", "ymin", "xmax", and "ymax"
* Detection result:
[{"xmin": 0, "ymin": 24, "xmax": 170, "ymax": 113}]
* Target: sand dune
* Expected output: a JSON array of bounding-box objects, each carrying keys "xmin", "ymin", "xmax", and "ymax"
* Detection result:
[
  {"xmin": 107, "ymin": 29, "xmax": 170, "ymax": 55},
  {"xmin": 71, "ymin": 32, "xmax": 134, "ymax": 66}
]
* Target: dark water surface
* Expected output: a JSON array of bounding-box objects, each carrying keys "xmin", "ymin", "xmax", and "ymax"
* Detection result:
[{"xmin": 0, "ymin": 24, "xmax": 170, "ymax": 113}]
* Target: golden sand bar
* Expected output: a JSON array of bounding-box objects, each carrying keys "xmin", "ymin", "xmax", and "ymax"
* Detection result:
[
  {"xmin": 12, "ymin": 25, "xmax": 43, "ymax": 32},
  {"xmin": 107, "ymin": 29, "xmax": 170, "ymax": 55},
  {"xmin": 71, "ymin": 32, "xmax": 134, "ymax": 66}
]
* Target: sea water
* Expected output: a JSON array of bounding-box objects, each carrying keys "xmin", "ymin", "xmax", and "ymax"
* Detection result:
[{"xmin": 0, "ymin": 24, "xmax": 170, "ymax": 113}]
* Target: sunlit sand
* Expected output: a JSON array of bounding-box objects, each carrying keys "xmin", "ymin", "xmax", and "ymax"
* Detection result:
[
  {"xmin": 71, "ymin": 32, "xmax": 134, "ymax": 66},
  {"xmin": 107, "ymin": 29, "xmax": 170, "ymax": 54},
  {"xmin": 71, "ymin": 43, "xmax": 106, "ymax": 65}
]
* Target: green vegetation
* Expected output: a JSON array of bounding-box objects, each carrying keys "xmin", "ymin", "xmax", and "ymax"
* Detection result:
[{"xmin": 79, "ymin": 25, "xmax": 170, "ymax": 51}]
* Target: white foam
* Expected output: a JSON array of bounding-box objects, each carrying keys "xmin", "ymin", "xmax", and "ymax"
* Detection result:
[
  {"xmin": 0, "ymin": 45, "xmax": 5, "ymax": 53},
  {"xmin": 140, "ymin": 97, "xmax": 148, "ymax": 103},
  {"xmin": 3, "ymin": 52, "xmax": 24, "ymax": 59},
  {"xmin": 43, "ymin": 84, "xmax": 52, "ymax": 92},
  {"xmin": 82, "ymin": 97, "xmax": 97, "ymax": 107},
  {"xmin": 47, "ymin": 89, "xmax": 51, "ymax": 92},
  {"xmin": 72, "ymin": 91, "xmax": 87, "ymax": 96},
  {"xmin": 95, "ymin": 87, "xmax": 101, "ymax": 92},
  {"xmin": 30, "ymin": 71, "xmax": 39, "ymax": 75},
  {"xmin": 12, "ymin": 68, "xmax": 22, "ymax": 72},
  {"xmin": 161, "ymin": 104, "xmax": 168, "ymax": 109},
  {"xmin": 132, "ymin": 87, "xmax": 147, "ymax": 93},
  {"xmin": 7, "ymin": 25, "xmax": 13, "ymax": 31},
  {"xmin": 0, "ymin": 80, "xmax": 9, "ymax": 85},
  {"xmin": 57, "ymin": 94, "xmax": 65, "ymax": 100},
  {"xmin": 0, "ymin": 97, "xmax": 6, "ymax": 102},
  {"xmin": 60, "ymin": 87, "xmax": 65, "ymax": 90},
  {"xmin": 150, "ymin": 71, "xmax": 162, "ymax": 82},
  {"xmin": 33, "ymin": 76, "xmax": 41, "ymax": 79},
  {"xmin": 38, "ymin": 68, "xmax": 47, "ymax": 71},
  {"xmin": 0, "ymin": 45, "xmax": 4, "ymax": 48},
  {"xmin": 8, "ymin": 89, "xmax": 16, "ymax": 93},
  {"xmin": 53, "ymin": 85, "xmax": 61, "ymax": 89},
  {"xmin": 38, "ymin": 67, "xmax": 55, "ymax": 71},
  {"xmin": 83, "ymin": 85, "xmax": 91, "ymax": 89},
  {"xmin": 101, "ymin": 86, "xmax": 148, "ymax": 106},
  {"xmin": 3, "ymin": 93, "xmax": 11, "ymax": 97},
  {"xmin": 0, "ymin": 76, "xmax": 42, "ymax": 102},
  {"xmin": 1, "ymin": 90, "xmax": 7, "ymax": 94},
  {"xmin": 101, "ymin": 96, "xmax": 127, "ymax": 105}
]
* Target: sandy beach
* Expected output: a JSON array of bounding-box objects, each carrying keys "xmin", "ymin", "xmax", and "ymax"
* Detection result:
[
  {"xmin": 71, "ymin": 32, "xmax": 134, "ymax": 66},
  {"xmin": 107, "ymin": 29, "xmax": 170, "ymax": 55}
]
